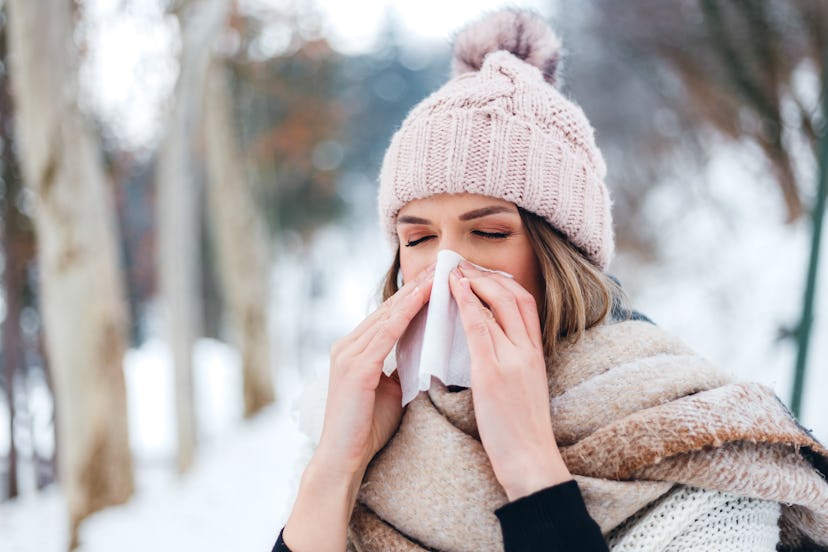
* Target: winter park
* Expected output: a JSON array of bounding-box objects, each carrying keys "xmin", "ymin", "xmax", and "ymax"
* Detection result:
[{"xmin": 1, "ymin": 0, "xmax": 828, "ymax": 551}]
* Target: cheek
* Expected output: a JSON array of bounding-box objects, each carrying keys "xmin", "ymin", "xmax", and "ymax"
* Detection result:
[
  {"xmin": 398, "ymin": 249, "xmax": 424, "ymax": 286},
  {"xmin": 509, "ymin": 251, "xmax": 544, "ymax": 306}
]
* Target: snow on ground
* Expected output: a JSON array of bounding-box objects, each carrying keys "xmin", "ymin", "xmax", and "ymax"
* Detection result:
[
  {"xmin": 76, "ymin": 401, "xmax": 311, "ymax": 552},
  {"xmin": 0, "ymin": 338, "xmax": 315, "ymax": 552},
  {"xmin": 0, "ymin": 402, "xmax": 311, "ymax": 552}
]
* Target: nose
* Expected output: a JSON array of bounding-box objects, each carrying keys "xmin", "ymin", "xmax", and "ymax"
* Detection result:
[{"xmin": 434, "ymin": 234, "xmax": 474, "ymax": 265}]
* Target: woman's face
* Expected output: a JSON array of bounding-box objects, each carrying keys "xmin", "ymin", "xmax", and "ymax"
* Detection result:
[{"xmin": 397, "ymin": 193, "xmax": 543, "ymax": 306}]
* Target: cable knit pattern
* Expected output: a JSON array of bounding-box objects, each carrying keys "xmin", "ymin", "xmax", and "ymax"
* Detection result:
[
  {"xmin": 347, "ymin": 320, "xmax": 828, "ymax": 551},
  {"xmin": 377, "ymin": 11, "xmax": 614, "ymax": 270}
]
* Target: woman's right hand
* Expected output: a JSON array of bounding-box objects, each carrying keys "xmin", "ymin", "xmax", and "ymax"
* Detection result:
[
  {"xmin": 313, "ymin": 262, "xmax": 435, "ymax": 477},
  {"xmin": 284, "ymin": 264, "xmax": 434, "ymax": 551}
]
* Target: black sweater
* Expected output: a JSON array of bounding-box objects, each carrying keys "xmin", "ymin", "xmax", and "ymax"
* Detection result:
[{"xmin": 271, "ymin": 479, "xmax": 608, "ymax": 551}]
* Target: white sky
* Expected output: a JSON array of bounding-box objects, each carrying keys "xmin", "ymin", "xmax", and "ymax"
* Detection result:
[
  {"xmin": 79, "ymin": 0, "xmax": 179, "ymax": 152},
  {"xmin": 314, "ymin": 0, "xmax": 554, "ymax": 54},
  {"xmin": 81, "ymin": 0, "xmax": 555, "ymax": 150}
]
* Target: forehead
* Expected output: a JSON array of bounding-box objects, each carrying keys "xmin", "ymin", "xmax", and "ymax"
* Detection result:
[{"xmin": 397, "ymin": 193, "xmax": 518, "ymax": 217}]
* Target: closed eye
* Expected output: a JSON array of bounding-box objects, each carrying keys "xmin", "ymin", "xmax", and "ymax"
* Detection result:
[
  {"xmin": 473, "ymin": 230, "xmax": 511, "ymax": 239},
  {"xmin": 405, "ymin": 235, "xmax": 435, "ymax": 247}
]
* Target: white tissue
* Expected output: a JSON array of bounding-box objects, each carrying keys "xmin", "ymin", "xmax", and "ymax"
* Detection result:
[{"xmin": 389, "ymin": 249, "xmax": 512, "ymax": 406}]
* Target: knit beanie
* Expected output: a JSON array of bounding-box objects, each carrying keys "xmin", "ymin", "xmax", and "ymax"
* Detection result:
[{"xmin": 377, "ymin": 9, "xmax": 615, "ymax": 270}]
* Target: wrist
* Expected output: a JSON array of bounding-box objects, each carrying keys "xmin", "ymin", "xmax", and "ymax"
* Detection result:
[
  {"xmin": 501, "ymin": 455, "xmax": 571, "ymax": 502},
  {"xmin": 283, "ymin": 455, "xmax": 368, "ymax": 551},
  {"xmin": 310, "ymin": 444, "xmax": 371, "ymax": 483}
]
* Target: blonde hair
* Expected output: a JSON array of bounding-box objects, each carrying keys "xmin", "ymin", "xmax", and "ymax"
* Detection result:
[{"xmin": 381, "ymin": 208, "xmax": 631, "ymax": 361}]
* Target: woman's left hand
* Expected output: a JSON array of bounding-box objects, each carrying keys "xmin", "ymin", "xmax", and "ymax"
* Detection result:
[{"xmin": 448, "ymin": 262, "xmax": 572, "ymax": 501}]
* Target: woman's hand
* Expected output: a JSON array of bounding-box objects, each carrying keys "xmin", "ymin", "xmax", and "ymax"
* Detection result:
[
  {"xmin": 284, "ymin": 264, "xmax": 434, "ymax": 551},
  {"xmin": 314, "ymin": 262, "xmax": 435, "ymax": 476},
  {"xmin": 448, "ymin": 261, "xmax": 571, "ymax": 501}
]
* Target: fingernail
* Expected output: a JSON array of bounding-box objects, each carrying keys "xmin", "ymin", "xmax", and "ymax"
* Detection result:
[
  {"xmin": 450, "ymin": 267, "xmax": 461, "ymax": 279},
  {"xmin": 426, "ymin": 262, "xmax": 436, "ymax": 274},
  {"xmin": 459, "ymin": 260, "xmax": 474, "ymax": 271}
]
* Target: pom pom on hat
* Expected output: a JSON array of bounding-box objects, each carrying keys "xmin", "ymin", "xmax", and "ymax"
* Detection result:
[{"xmin": 452, "ymin": 9, "xmax": 563, "ymax": 86}]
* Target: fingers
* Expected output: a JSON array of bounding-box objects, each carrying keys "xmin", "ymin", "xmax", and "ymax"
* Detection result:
[
  {"xmin": 343, "ymin": 263, "xmax": 435, "ymax": 354},
  {"xmin": 456, "ymin": 266, "xmax": 527, "ymax": 347},
  {"xmin": 329, "ymin": 264, "xmax": 434, "ymax": 392},
  {"xmin": 448, "ymin": 269, "xmax": 500, "ymax": 363},
  {"xmin": 456, "ymin": 262, "xmax": 541, "ymax": 349},
  {"xmin": 476, "ymin": 265, "xmax": 543, "ymax": 350},
  {"xmin": 360, "ymin": 279, "xmax": 433, "ymax": 359}
]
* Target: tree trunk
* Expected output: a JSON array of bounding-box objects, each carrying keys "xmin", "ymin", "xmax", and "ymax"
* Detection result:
[
  {"xmin": 36, "ymin": 330, "xmax": 56, "ymax": 490},
  {"xmin": 0, "ymin": 171, "xmax": 25, "ymax": 503},
  {"xmin": 0, "ymin": 16, "xmax": 26, "ymax": 502},
  {"xmin": 157, "ymin": 0, "xmax": 228, "ymax": 473},
  {"xmin": 790, "ymin": 45, "xmax": 828, "ymax": 416},
  {"xmin": 6, "ymin": 0, "xmax": 133, "ymax": 547},
  {"xmin": 204, "ymin": 61, "xmax": 275, "ymax": 417}
]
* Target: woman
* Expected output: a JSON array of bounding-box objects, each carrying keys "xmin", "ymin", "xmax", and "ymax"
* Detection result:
[{"xmin": 274, "ymin": 9, "xmax": 828, "ymax": 552}]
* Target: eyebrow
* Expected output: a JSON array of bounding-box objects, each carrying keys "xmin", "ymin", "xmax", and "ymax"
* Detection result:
[
  {"xmin": 397, "ymin": 205, "xmax": 515, "ymax": 225},
  {"xmin": 459, "ymin": 205, "xmax": 515, "ymax": 221}
]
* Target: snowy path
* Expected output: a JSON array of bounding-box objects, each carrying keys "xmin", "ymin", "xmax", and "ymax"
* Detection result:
[{"xmin": 0, "ymin": 393, "xmax": 312, "ymax": 552}]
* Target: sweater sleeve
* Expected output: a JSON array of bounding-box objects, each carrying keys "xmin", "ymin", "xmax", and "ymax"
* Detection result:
[
  {"xmin": 494, "ymin": 479, "xmax": 609, "ymax": 551},
  {"xmin": 272, "ymin": 481, "xmax": 608, "ymax": 552},
  {"xmin": 271, "ymin": 528, "xmax": 291, "ymax": 552}
]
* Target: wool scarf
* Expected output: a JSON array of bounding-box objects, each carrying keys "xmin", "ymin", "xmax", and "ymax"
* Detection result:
[{"xmin": 346, "ymin": 320, "xmax": 828, "ymax": 551}]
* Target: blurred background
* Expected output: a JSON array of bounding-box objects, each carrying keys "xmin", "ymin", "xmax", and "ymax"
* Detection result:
[{"xmin": 0, "ymin": 0, "xmax": 826, "ymax": 550}]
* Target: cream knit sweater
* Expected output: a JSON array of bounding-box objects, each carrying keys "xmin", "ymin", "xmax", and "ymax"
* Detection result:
[{"xmin": 608, "ymin": 485, "xmax": 780, "ymax": 551}]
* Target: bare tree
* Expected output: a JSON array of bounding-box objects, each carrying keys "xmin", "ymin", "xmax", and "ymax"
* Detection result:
[
  {"xmin": 584, "ymin": 0, "xmax": 828, "ymax": 415},
  {"xmin": 204, "ymin": 59, "xmax": 275, "ymax": 417},
  {"xmin": 588, "ymin": 0, "xmax": 825, "ymax": 221},
  {"xmin": 157, "ymin": 0, "xmax": 228, "ymax": 472},
  {"xmin": 6, "ymin": 0, "xmax": 133, "ymax": 547},
  {"xmin": 0, "ymin": 13, "xmax": 27, "ymax": 501}
]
